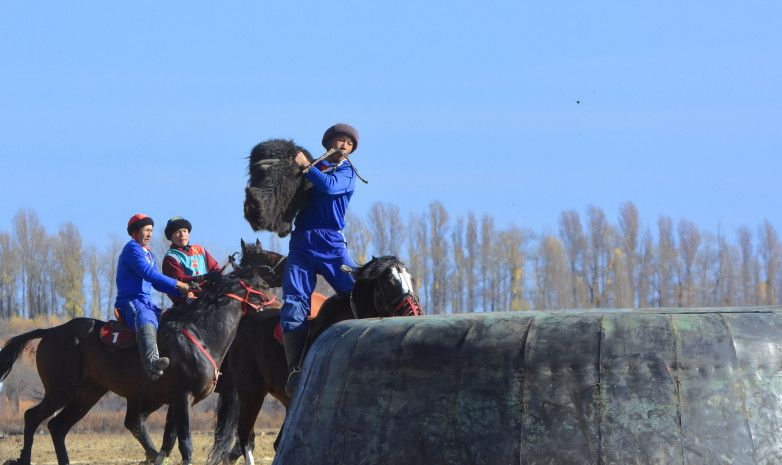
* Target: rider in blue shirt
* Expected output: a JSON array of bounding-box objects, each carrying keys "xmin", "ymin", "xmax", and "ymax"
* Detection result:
[
  {"xmin": 282, "ymin": 123, "xmax": 360, "ymax": 395},
  {"xmin": 116, "ymin": 214, "xmax": 189, "ymax": 380}
]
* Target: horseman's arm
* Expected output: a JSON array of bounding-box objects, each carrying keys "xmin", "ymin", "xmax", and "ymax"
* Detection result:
[
  {"xmin": 128, "ymin": 246, "xmax": 180, "ymax": 294},
  {"xmin": 304, "ymin": 163, "xmax": 356, "ymax": 194}
]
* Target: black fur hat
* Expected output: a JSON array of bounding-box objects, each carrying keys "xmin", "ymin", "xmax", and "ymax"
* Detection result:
[
  {"xmin": 165, "ymin": 216, "xmax": 192, "ymax": 240},
  {"xmin": 322, "ymin": 123, "xmax": 359, "ymax": 153}
]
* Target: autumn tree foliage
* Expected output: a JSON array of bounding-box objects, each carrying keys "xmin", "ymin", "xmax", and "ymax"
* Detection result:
[{"xmin": 0, "ymin": 203, "xmax": 780, "ymax": 317}]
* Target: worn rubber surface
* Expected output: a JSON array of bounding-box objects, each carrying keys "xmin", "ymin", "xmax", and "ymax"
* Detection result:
[{"xmin": 274, "ymin": 307, "xmax": 782, "ymax": 465}]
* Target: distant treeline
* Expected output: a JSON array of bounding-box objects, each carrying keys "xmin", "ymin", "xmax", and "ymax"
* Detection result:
[{"xmin": 0, "ymin": 202, "xmax": 779, "ymax": 319}]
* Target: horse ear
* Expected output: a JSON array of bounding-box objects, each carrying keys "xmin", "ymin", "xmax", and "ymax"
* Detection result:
[
  {"xmin": 340, "ymin": 264, "xmax": 355, "ymax": 276},
  {"xmin": 241, "ymin": 239, "xmax": 247, "ymax": 251},
  {"xmin": 256, "ymin": 238, "xmax": 262, "ymax": 249}
]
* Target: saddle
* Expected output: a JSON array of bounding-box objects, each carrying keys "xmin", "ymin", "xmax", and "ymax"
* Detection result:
[
  {"xmin": 99, "ymin": 308, "xmax": 136, "ymax": 349},
  {"xmin": 273, "ymin": 292, "xmax": 326, "ymax": 343}
]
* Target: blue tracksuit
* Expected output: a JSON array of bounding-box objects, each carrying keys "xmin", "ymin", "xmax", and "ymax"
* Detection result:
[
  {"xmin": 280, "ymin": 159, "xmax": 357, "ymax": 334},
  {"xmin": 115, "ymin": 239, "xmax": 179, "ymax": 330}
]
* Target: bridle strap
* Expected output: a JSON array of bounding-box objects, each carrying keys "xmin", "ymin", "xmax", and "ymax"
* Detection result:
[
  {"xmin": 223, "ymin": 279, "xmax": 276, "ymax": 315},
  {"xmin": 394, "ymin": 295, "xmax": 422, "ymax": 316},
  {"xmin": 181, "ymin": 328, "xmax": 220, "ymax": 393}
]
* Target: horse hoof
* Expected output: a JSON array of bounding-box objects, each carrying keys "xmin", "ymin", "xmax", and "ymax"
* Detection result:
[{"xmin": 153, "ymin": 456, "xmax": 169, "ymax": 465}]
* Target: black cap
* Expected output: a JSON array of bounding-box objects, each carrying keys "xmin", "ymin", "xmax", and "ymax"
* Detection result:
[{"xmin": 165, "ymin": 217, "xmax": 192, "ymax": 241}]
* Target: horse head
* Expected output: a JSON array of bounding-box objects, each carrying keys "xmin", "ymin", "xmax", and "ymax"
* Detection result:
[
  {"xmin": 239, "ymin": 238, "xmax": 287, "ymax": 288},
  {"xmin": 194, "ymin": 260, "xmax": 278, "ymax": 317},
  {"xmin": 348, "ymin": 256, "xmax": 424, "ymax": 319}
]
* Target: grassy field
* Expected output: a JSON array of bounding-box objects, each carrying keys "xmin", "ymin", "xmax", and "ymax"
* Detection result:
[{"xmin": 0, "ymin": 430, "xmax": 279, "ymax": 464}]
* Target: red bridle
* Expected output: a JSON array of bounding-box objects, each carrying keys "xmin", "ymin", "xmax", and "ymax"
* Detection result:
[
  {"xmin": 223, "ymin": 279, "xmax": 277, "ymax": 315},
  {"xmin": 394, "ymin": 295, "xmax": 423, "ymax": 317}
]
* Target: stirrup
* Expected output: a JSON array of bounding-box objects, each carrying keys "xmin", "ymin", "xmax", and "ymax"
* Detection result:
[{"xmin": 285, "ymin": 369, "xmax": 301, "ymax": 397}]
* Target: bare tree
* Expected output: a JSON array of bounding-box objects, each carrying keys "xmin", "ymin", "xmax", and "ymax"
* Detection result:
[
  {"xmin": 610, "ymin": 244, "xmax": 634, "ymax": 308},
  {"xmin": 637, "ymin": 228, "xmax": 654, "ymax": 308},
  {"xmin": 407, "ymin": 212, "xmax": 429, "ymax": 308},
  {"xmin": 758, "ymin": 220, "xmax": 780, "ymax": 305},
  {"xmin": 85, "ymin": 245, "xmax": 102, "ymax": 319},
  {"xmin": 465, "ymin": 212, "xmax": 479, "ymax": 312},
  {"xmin": 343, "ymin": 212, "xmax": 373, "ymax": 266},
  {"xmin": 618, "ymin": 201, "xmax": 639, "ymax": 306},
  {"xmin": 737, "ymin": 227, "xmax": 755, "ymax": 306},
  {"xmin": 534, "ymin": 236, "xmax": 568, "ymax": 309},
  {"xmin": 500, "ymin": 226, "xmax": 530, "ymax": 310},
  {"xmin": 103, "ymin": 235, "xmax": 123, "ymax": 320},
  {"xmin": 368, "ymin": 202, "xmax": 406, "ymax": 256},
  {"xmin": 587, "ymin": 205, "xmax": 612, "ymax": 307},
  {"xmin": 54, "ymin": 221, "xmax": 86, "ymax": 318},
  {"xmin": 677, "ymin": 219, "xmax": 701, "ymax": 307},
  {"xmin": 0, "ymin": 231, "xmax": 19, "ymax": 318},
  {"xmin": 450, "ymin": 217, "xmax": 466, "ymax": 314},
  {"xmin": 655, "ymin": 216, "xmax": 677, "ymax": 307},
  {"xmin": 714, "ymin": 226, "xmax": 738, "ymax": 307},
  {"xmin": 480, "ymin": 214, "xmax": 496, "ymax": 311},
  {"xmin": 559, "ymin": 209, "xmax": 589, "ymax": 308},
  {"xmin": 427, "ymin": 202, "xmax": 450, "ymax": 314},
  {"xmin": 691, "ymin": 232, "xmax": 717, "ymax": 306},
  {"xmin": 13, "ymin": 209, "xmax": 50, "ymax": 318}
]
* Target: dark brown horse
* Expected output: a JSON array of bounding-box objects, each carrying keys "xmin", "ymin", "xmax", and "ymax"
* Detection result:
[
  {"xmin": 0, "ymin": 246, "xmax": 278, "ymax": 465},
  {"xmin": 208, "ymin": 254, "xmax": 424, "ymax": 465}
]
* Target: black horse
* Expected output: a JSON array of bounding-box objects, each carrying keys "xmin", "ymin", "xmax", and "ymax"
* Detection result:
[
  {"xmin": 0, "ymin": 246, "xmax": 278, "ymax": 465},
  {"xmin": 208, "ymin": 255, "xmax": 424, "ymax": 465}
]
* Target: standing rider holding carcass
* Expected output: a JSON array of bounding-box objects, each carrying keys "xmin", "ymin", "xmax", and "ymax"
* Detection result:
[{"xmin": 281, "ymin": 123, "xmax": 361, "ymax": 395}]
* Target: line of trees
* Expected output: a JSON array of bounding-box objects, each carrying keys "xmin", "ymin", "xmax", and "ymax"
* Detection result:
[
  {"xmin": 343, "ymin": 201, "xmax": 780, "ymax": 313},
  {"xmin": 1, "ymin": 202, "xmax": 780, "ymax": 320}
]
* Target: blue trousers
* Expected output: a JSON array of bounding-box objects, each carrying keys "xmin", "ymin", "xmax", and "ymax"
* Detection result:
[
  {"xmin": 117, "ymin": 298, "xmax": 162, "ymax": 330},
  {"xmin": 281, "ymin": 229, "xmax": 355, "ymax": 334}
]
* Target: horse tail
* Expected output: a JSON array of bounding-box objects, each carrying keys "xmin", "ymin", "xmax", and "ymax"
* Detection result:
[
  {"xmin": 0, "ymin": 328, "xmax": 48, "ymax": 382},
  {"xmin": 208, "ymin": 364, "xmax": 240, "ymax": 465}
]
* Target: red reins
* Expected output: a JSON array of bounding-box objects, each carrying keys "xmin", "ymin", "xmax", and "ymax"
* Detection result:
[
  {"xmin": 223, "ymin": 279, "xmax": 277, "ymax": 315},
  {"xmin": 181, "ymin": 328, "xmax": 221, "ymax": 394}
]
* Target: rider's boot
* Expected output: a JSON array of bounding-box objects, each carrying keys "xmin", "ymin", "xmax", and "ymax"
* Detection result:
[
  {"xmin": 137, "ymin": 323, "xmax": 169, "ymax": 381},
  {"xmin": 282, "ymin": 330, "xmax": 307, "ymax": 397}
]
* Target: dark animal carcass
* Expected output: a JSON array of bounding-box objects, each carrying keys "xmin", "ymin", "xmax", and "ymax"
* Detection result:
[
  {"xmin": 274, "ymin": 308, "xmax": 782, "ymax": 464},
  {"xmin": 243, "ymin": 139, "xmax": 313, "ymax": 237}
]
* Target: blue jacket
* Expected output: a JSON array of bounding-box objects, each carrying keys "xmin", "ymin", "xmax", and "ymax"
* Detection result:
[
  {"xmin": 295, "ymin": 160, "xmax": 356, "ymax": 231},
  {"xmin": 115, "ymin": 240, "xmax": 179, "ymax": 308}
]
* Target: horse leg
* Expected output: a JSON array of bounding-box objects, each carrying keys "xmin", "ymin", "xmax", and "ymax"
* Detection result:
[
  {"xmin": 124, "ymin": 398, "xmax": 161, "ymax": 463},
  {"xmin": 14, "ymin": 393, "xmax": 69, "ymax": 465},
  {"xmin": 47, "ymin": 380, "xmax": 107, "ymax": 465},
  {"xmin": 233, "ymin": 390, "xmax": 265, "ymax": 465},
  {"xmin": 155, "ymin": 407, "xmax": 178, "ymax": 465},
  {"xmin": 170, "ymin": 394, "xmax": 194, "ymax": 465}
]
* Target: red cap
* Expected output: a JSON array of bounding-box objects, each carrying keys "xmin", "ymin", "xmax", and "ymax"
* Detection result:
[{"xmin": 127, "ymin": 214, "xmax": 154, "ymax": 236}]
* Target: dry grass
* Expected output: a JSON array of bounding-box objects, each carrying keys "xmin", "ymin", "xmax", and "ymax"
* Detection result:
[{"xmin": 0, "ymin": 430, "xmax": 279, "ymax": 464}]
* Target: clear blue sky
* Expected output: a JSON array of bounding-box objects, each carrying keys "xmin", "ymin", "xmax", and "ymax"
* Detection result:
[{"xmin": 1, "ymin": 2, "xmax": 779, "ymax": 257}]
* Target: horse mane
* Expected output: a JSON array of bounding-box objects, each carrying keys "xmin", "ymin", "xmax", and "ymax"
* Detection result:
[
  {"xmin": 354, "ymin": 256, "xmax": 407, "ymax": 285},
  {"xmin": 161, "ymin": 268, "xmax": 269, "ymax": 332}
]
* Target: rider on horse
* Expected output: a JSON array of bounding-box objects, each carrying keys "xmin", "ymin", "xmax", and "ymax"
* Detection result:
[
  {"xmin": 281, "ymin": 123, "xmax": 361, "ymax": 395},
  {"xmin": 161, "ymin": 216, "xmax": 222, "ymax": 306},
  {"xmin": 116, "ymin": 214, "xmax": 190, "ymax": 380}
]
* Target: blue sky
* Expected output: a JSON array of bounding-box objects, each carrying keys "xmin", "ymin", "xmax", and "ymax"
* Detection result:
[{"xmin": 1, "ymin": 1, "xmax": 779, "ymax": 258}]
